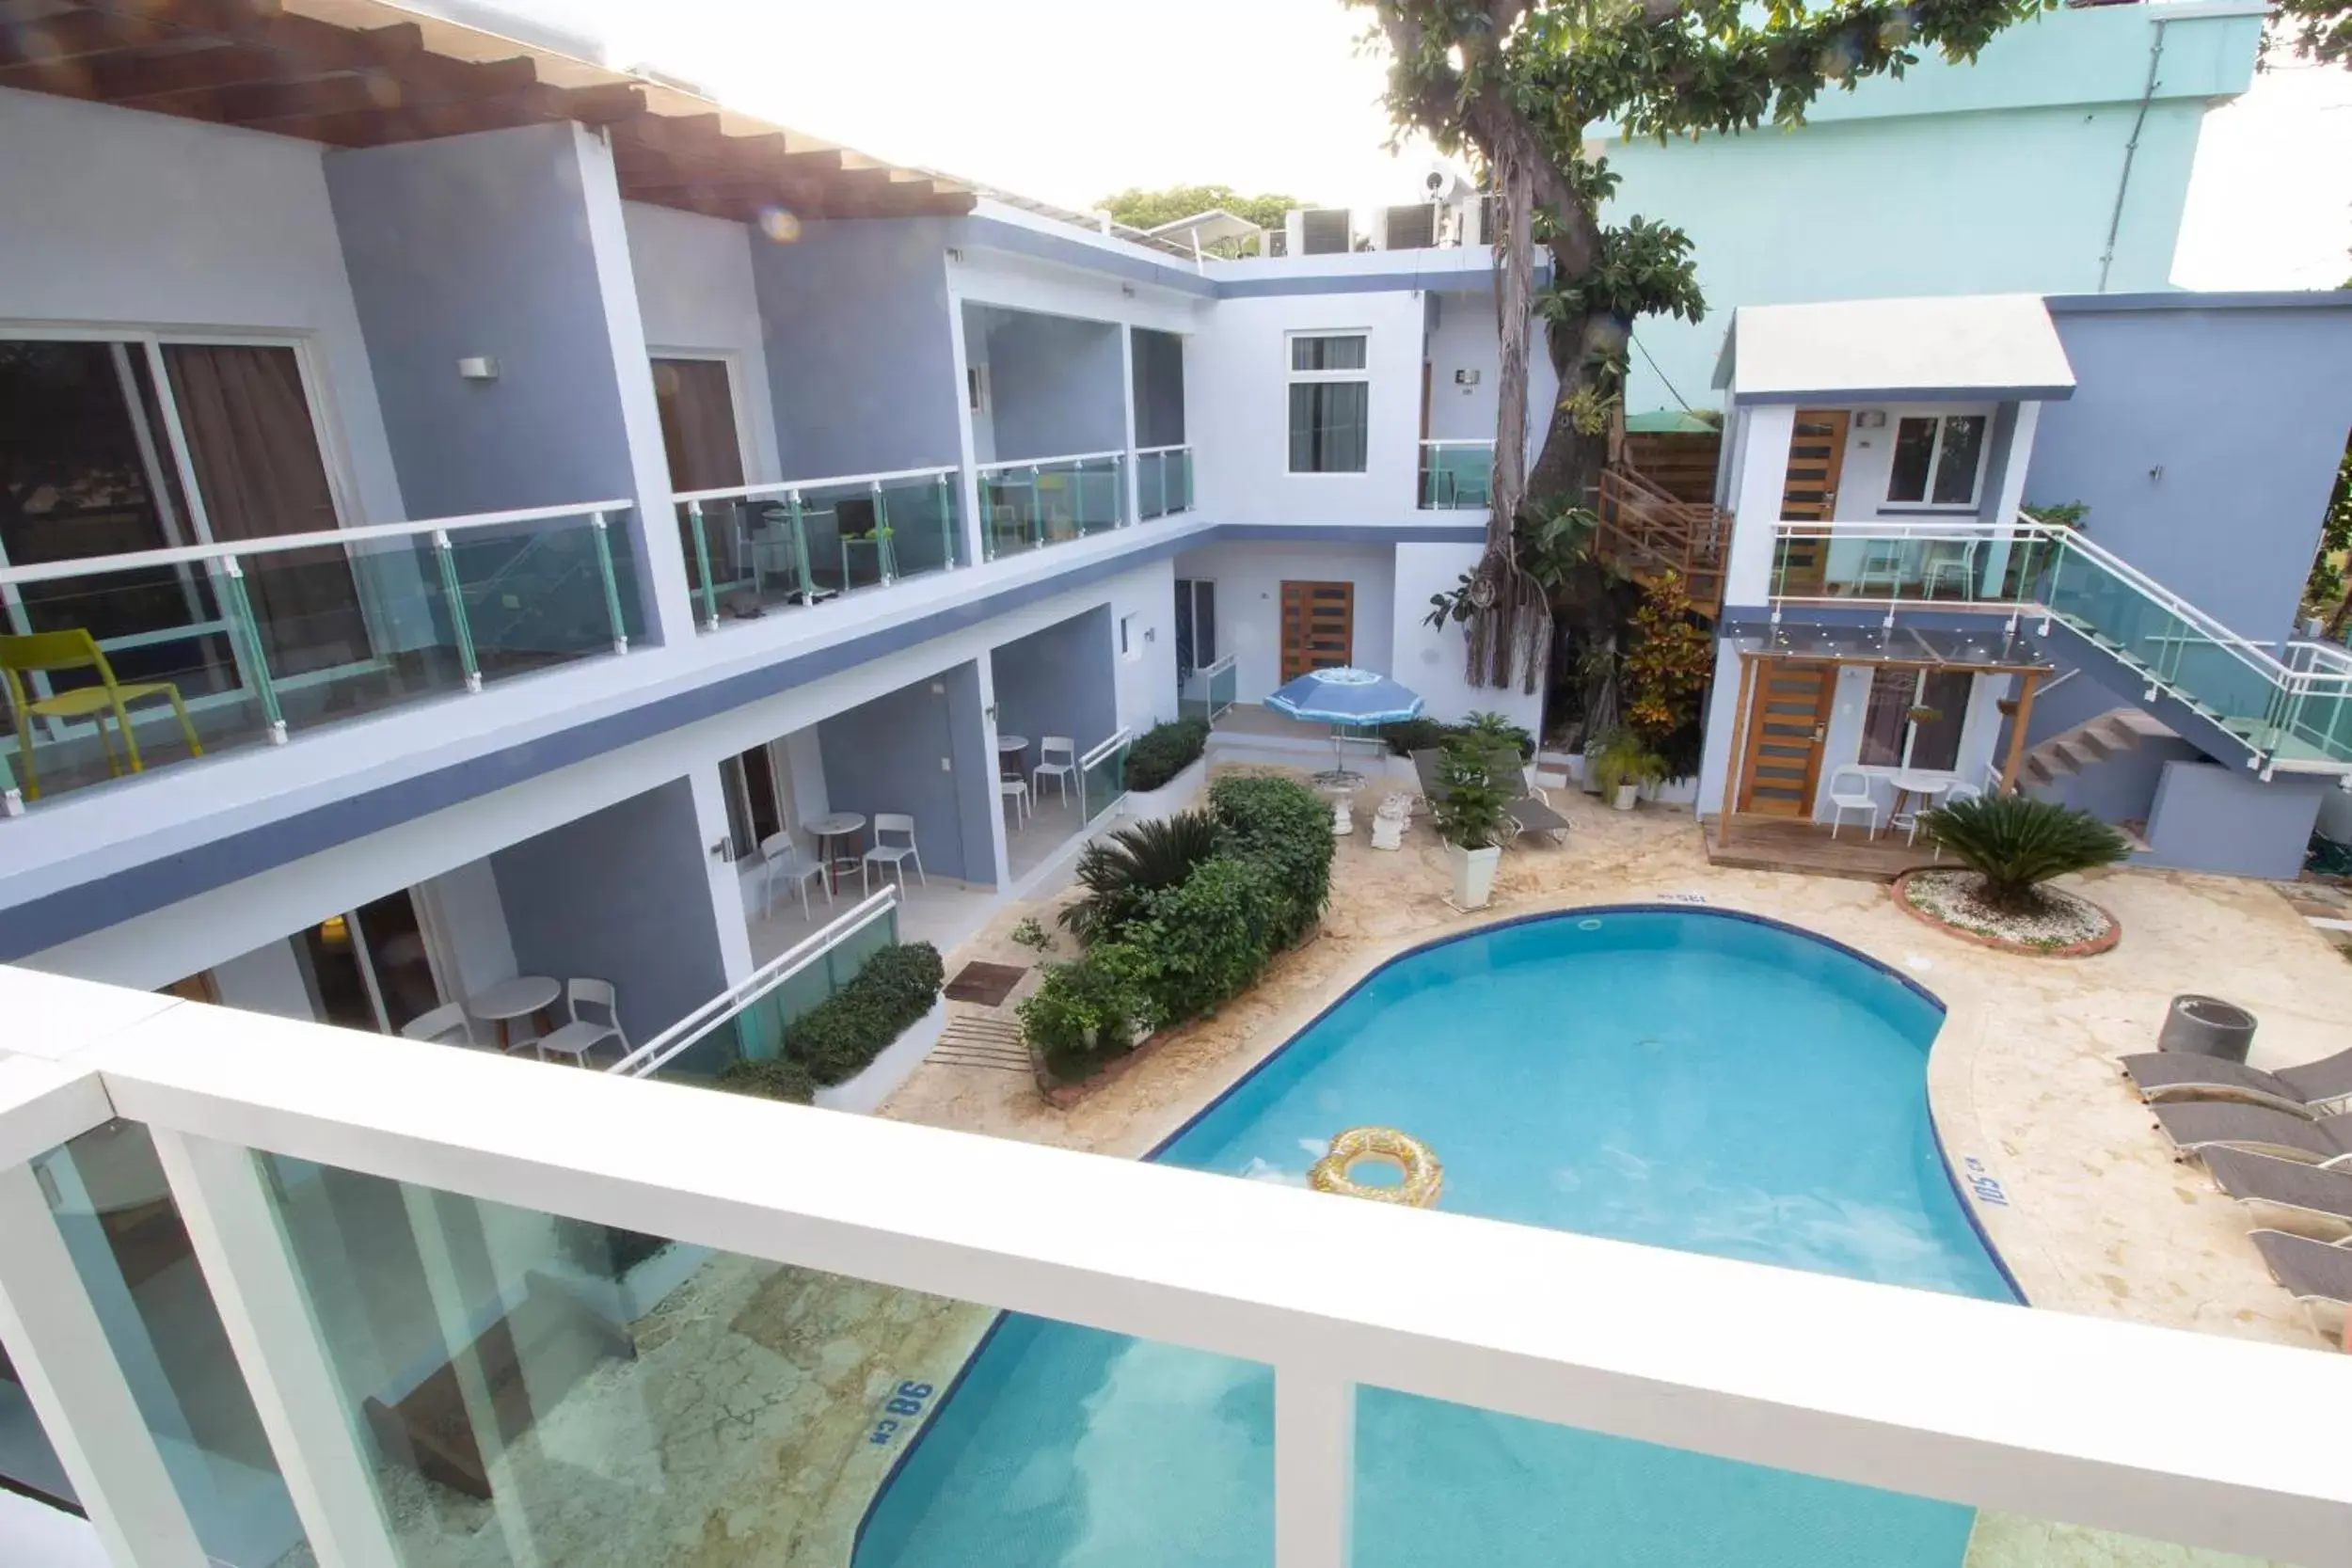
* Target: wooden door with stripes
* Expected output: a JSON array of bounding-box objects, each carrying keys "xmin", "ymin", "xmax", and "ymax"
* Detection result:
[
  {"xmin": 1279, "ymin": 581, "xmax": 1354, "ymax": 683},
  {"xmin": 1772, "ymin": 410, "xmax": 1850, "ymax": 598},
  {"xmin": 1736, "ymin": 660, "xmax": 1838, "ymax": 816}
]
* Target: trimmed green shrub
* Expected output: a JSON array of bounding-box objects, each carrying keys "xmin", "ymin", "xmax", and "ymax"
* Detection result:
[
  {"xmin": 1018, "ymin": 942, "xmax": 1149, "ymax": 1083},
  {"xmin": 1209, "ymin": 774, "xmax": 1335, "ymax": 948},
  {"xmin": 1458, "ymin": 710, "xmax": 1537, "ymax": 763},
  {"xmin": 787, "ymin": 941, "xmax": 945, "ymax": 1086},
  {"xmin": 1378, "ymin": 713, "xmax": 1535, "ymax": 763},
  {"xmin": 1377, "ymin": 717, "xmax": 1451, "ymax": 757},
  {"xmin": 1125, "ymin": 717, "xmax": 1211, "ymax": 791},
  {"xmin": 1120, "ymin": 857, "xmax": 1281, "ymax": 1026},
  {"xmin": 1921, "ymin": 794, "xmax": 2130, "ymax": 912},
  {"xmin": 1431, "ymin": 732, "xmax": 1518, "ymax": 849},
  {"xmin": 715, "ymin": 1056, "xmax": 816, "ymax": 1104},
  {"xmin": 1060, "ymin": 809, "xmax": 1220, "ymax": 945}
]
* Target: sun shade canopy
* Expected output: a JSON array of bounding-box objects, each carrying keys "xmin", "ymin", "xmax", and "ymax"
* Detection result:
[{"xmin": 1714, "ymin": 294, "xmax": 2076, "ymax": 406}]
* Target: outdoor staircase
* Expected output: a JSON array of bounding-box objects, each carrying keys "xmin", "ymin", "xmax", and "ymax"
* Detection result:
[
  {"xmin": 1594, "ymin": 467, "xmax": 1732, "ymax": 617},
  {"xmin": 2018, "ymin": 707, "xmax": 2177, "ymax": 791}
]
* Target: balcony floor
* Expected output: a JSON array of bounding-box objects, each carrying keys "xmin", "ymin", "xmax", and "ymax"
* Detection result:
[{"xmin": 746, "ymin": 876, "xmax": 999, "ymax": 965}]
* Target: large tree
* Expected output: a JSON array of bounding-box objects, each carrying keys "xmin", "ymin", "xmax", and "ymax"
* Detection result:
[{"xmin": 1353, "ymin": 0, "xmax": 2044, "ymax": 689}]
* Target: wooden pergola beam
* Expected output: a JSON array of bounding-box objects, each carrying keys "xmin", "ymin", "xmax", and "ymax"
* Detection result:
[
  {"xmin": 1999, "ymin": 669, "xmax": 2043, "ymax": 794},
  {"xmin": 1718, "ymin": 650, "xmax": 1757, "ymax": 846}
]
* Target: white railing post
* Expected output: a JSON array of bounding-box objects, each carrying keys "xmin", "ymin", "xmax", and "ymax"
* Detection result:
[
  {"xmin": 150, "ymin": 1129, "xmax": 404, "ymax": 1568},
  {"xmin": 0, "ymin": 1160, "xmax": 212, "ymax": 1568},
  {"xmin": 1274, "ymin": 1365, "xmax": 1354, "ymax": 1568}
]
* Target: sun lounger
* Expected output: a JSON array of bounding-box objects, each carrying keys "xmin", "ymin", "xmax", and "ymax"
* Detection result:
[
  {"xmin": 2121, "ymin": 1044, "xmax": 2352, "ymax": 1117},
  {"xmin": 2248, "ymin": 1228, "xmax": 2352, "ymax": 1342},
  {"xmin": 1412, "ymin": 748, "xmax": 1569, "ymax": 847},
  {"xmin": 2203, "ymin": 1148, "xmax": 2352, "ymax": 1241},
  {"xmin": 2153, "ymin": 1102, "xmax": 2352, "ymax": 1166}
]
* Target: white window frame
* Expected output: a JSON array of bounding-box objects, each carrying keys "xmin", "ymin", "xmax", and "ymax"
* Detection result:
[
  {"xmin": 1881, "ymin": 409, "xmax": 1994, "ymax": 512},
  {"xmin": 1284, "ymin": 330, "xmax": 1371, "ymax": 476},
  {"xmin": 1855, "ymin": 668, "xmax": 1979, "ymax": 774},
  {"xmin": 1118, "ymin": 611, "xmax": 1141, "ymax": 662}
]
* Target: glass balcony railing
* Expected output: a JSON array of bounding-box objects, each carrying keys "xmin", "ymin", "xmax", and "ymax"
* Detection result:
[
  {"xmin": 1419, "ymin": 439, "xmax": 1493, "ymax": 510},
  {"xmin": 0, "ymin": 500, "xmax": 638, "ymax": 812},
  {"xmin": 1768, "ymin": 523, "xmax": 2058, "ymax": 610},
  {"xmin": 1177, "ymin": 654, "xmax": 1238, "ymax": 725},
  {"xmin": 1078, "ymin": 728, "xmax": 1133, "ymax": 821},
  {"xmin": 977, "ymin": 451, "xmax": 1126, "ymax": 561},
  {"xmin": 1136, "ymin": 445, "xmax": 1195, "ymax": 519},
  {"xmin": 678, "ymin": 467, "xmax": 964, "ymax": 631},
  {"xmin": 612, "ymin": 887, "xmax": 901, "ymax": 1085}
]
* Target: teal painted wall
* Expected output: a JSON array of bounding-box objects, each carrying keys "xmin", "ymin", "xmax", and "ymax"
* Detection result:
[{"xmin": 1597, "ymin": 4, "xmax": 2262, "ymax": 414}]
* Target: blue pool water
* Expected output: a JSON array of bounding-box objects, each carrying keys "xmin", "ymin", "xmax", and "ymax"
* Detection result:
[{"xmin": 857, "ymin": 911, "xmax": 2015, "ymax": 1568}]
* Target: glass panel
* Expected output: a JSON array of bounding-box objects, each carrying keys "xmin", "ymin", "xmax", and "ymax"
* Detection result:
[
  {"xmin": 1909, "ymin": 671, "xmax": 1972, "ymax": 770},
  {"xmin": 1931, "ymin": 416, "xmax": 1986, "ymax": 506},
  {"xmin": 878, "ymin": 474, "xmax": 963, "ymax": 583},
  {"xmin": 1858, "ymin": 669, "xmax": 1912, "ymax": 767},
  {"xmin": 1210, "ymin": 657, "xmax": 1237, "ymax": 719},
  {"xmin": 1080, "ymin": 739, "xmax": 1129, "ymax": 821},
  {"xmin": 1291, "ymin": 334, "xmax": 1367, "ymax": 372},
  {"xmin": 1887, "ymin": 417, "xmax": 1936, "ymax": 503},
  {"xmin": 633, "ymin": 906, "xmax": 902, "ymax": 1085},
  {"xmin": 1419, "ymin": 445, "xmax": 1492, "ymax": 509},
  {"xmin": 1290, "ymin": 383, "xmax": 1369, "ymax": 473},
  {"xmin": 18, "ymin": 1121, "xmax": 306, "ymax": 1567},
  {"xmin": 981, "ymin": 470, "xmax": 1043, "ymax": 561},
  {"xmin": 296, "ymin": 914, "xmax": 381, "ymax": 1031},
  {"xmin": 354, "ymin": 890, "xmax": 439, "ymax": 1035}
]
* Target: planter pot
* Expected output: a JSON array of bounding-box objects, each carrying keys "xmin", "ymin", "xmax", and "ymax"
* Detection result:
[
  {"xmin": 1123, "ymin": 754, "xmax": 1209, "ymax": 822},
  {"xmin": 1447, "ymin": 843, "xmax": 1502, "ymax": 909},
  {"xmin": 1611, "ymin": 784, "xmax": 1639, "ymax": 811},
  {"xmin": 812, "ymin": 997, "xmax": 948, "ymax": 1114}
]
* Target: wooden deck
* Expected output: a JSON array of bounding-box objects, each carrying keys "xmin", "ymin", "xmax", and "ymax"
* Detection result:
[{"xmin": 1704, "ymin": 814, "xmax": 1942, "ymax": 883}]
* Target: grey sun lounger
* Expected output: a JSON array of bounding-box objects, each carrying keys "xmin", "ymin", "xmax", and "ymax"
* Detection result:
[
  {"xmin": 2153, "ymin": 1101, "xmax": 2352, "ymax": 1166},
  {"xmin": 2248, "ymin": 1228, "xmax": 2352, "ymax": 1340},
  {"xmin": 2203, "ymin": 1148, "xmax": 2352, "ymax": 1241},
  {"xmin": 1411, "ymin": 748, "xmax": 1569, "ymax": 846},
  {"xmin": 2121, "ymin": 1044, "xmax": 2352, "ymax": 1117}
]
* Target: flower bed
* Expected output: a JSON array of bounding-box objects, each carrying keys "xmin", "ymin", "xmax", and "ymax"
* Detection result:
[{"xmin": 1894, "ymin": 869, "xmax": 2122, "ymax": 958}]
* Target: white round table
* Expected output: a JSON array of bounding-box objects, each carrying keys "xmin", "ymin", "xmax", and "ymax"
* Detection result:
[
  {"xmin": 1883, "ymin": 770, "xmax": 1957, "ymax": 841},
  {"xmin": 808, "ymin": 811, "xmax": 867, "ymax": 894},
  {"xmin": 995, "ymin": 734, "xmax": 1029, "ymax": 774},
  {"xmin": 468, "ymin": 975, "xmax": 561, "ymax": 1053}
]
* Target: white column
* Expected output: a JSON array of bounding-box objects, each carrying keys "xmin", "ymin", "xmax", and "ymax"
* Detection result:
[
  {"xmin": 1273, "ymin": 1366, "xmax": 1354, "ymax": 1568},
  {"xmin": 1724, "ymin": 404, "xmax": 1797, "ymax": 611},
  {"xmin": 1980, "ymin": 401, "xmax": 2042, "ymax": 595},
  {"xmin": 974, "ymin": 656, "xmax": 1011, "ymax": 889},
  {"xmin": 0, "ymin": 1161, "xmax": 210, "ymax": 1568},
  {"xmin": 687, "ymin": 767, "xmax": 757, "ymax": 985},
  {"xmin": 149, "ymin": 1130, "xmax": 402, "ymax": 1568},
  {"xmin": 1120, "ymin": 325, "xmax": 1142, "ymax": 525}
]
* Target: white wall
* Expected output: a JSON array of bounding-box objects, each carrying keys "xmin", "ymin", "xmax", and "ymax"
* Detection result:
[
  {"xmin": 1422, "ymin": 292, "xmax": 1499, "ymax": 443},
  {"xmin": 622, "ymin": 200, "xmax": 782, "ymax": 484},
  {"xmin": 1169, "ymin": 542, "xmax": 1396, "ymax": 705},
  {"xmin": 1110, "ymin": 556, "xmax": 1181, "ymax": 733},
  {"xmin": 1187, "ymin": 290, "xmax": 1427, "ymax": 526},
  {"xmin": 1391, "ymin": 543, "xmax": 1546, "ymax": 731},
  {"xmin": 209, "ymin": 940, "xmax": 314, "ymax": 1021},
  {"xmin": 0, "ymin": 87, "xmax": 405, "ymax": 526},
  {"xmin": 414, "ymin": 860, "xmax": 517, "ymax": 1005}
]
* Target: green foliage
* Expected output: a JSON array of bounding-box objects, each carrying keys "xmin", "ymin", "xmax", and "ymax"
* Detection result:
[
  {"xmin": 1536, "ymin": 216, "xmax": 1704, "ymax": 330},
  {"xmin": 1010, "ymin": 915, "xmax": 1052, "ymax": 954},
  {"xmin": 2023, "ymin": 499, "xmax": 2090, "ymax": 530},
  {"xmin": 1125, "ymin": 717, "xmax": 1211, "ymax": 791},
  {"xmin": 1018, "ymin": 943, "xmax": 1150, "ymax": 1082},
  {"xmin": 1378, "ymin": 713, "xmax": 1536, "ymax": 762},
  {"xmin": 1120, "ymin": 858, "xmax": 1283, "ymax": 1026},
  {"xmin": 1096, "ymin": 184, "xmax": 1306, "ymax": 253},
  {"xmin": 783, "ymin": 942, "xmax": 945, "ymax": 1087},
  {"xmin": 1431, "ymin": 732, "xmax": 1518, "ymax": 849},
  {"xmin": 715, "ymin": 1055, "xmax": 816, "ymax": 1105},
  {"xmin": 1209, "ymin": 774, "xmax": 1336, "ymax": 947},
  {"xmin": 1621, "ymin": 573, "xmax": 1713, "ymax": 745},
  {"xmin": 2267, "ymin": 0, "xmax": 2349, "ymax": 68},
  {"xmin": 1921, "ymin": 794, "xmax": 2131, "ymax": 913},
  {"xmin": 2300, "ymin": 433, "xmax": 2352, "ymax": 629},
  {"xmin": 1587, "ymin": 729, "xmax": 1666, "ymax": 797},
  {"xmin": 1059, "ymin": 809, "xmax": 1221, "ymax": 945}
]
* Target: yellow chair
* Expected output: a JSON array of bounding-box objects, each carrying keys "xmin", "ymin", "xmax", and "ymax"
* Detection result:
[{"xmin": 0, "ymin": 630, "xmax": 203, "ymax": 800}]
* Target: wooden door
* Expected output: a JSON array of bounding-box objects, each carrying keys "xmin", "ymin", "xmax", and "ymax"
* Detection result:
[
  {"xmin": 1736, "ymin": 660, "xmax": 1838, "ymax": 816},
  {"xmin": 1279, "ymin": 581, "xmax": 1353, "ymax": 682},
  {"xmin": 1774, "ymin": 410, "xmax": 1850, "ymax": 597}
]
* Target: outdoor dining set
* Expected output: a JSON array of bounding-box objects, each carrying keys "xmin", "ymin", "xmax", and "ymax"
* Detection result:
[{"xmin": 397, "ymin": 975, "xmax": 628, "ymax": 1067}]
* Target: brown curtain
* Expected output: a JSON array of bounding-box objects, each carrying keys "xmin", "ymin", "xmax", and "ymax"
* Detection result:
[
  {"xmin": 655, "ymin": 359, "xmax": 747, "ymax": 593},
  {"xmin": 165, "ymin": 344, "xmax": 366, "ymax": 675}
]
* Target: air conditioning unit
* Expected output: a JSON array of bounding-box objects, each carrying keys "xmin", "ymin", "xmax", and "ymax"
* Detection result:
[
  {"xmin": 1383, "ymin": 204, "xmax": 1437, "ymax": 251},
  {"xmin": 1297, "ymin": 208, "xmax": 1352, "ymax": 255}
]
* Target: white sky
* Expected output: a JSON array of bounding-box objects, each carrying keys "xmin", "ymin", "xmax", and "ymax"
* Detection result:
[{"xmin": 470, "ymin": 0, "xmax": 2350, "ymax": 289}]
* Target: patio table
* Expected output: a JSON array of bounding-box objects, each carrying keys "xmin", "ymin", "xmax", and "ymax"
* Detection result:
[
  {"xmin": 808, "ymin": 811, "xmax": 866, "ymax": 895},
  {"xmin": 468, "ymin": 975, "xmax": 561, "ymax": 1053}
]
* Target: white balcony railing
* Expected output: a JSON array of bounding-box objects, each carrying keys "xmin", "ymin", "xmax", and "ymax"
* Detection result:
[
  {"xmin": 0, "ymin": 963, "xmax": 2345, "ymax": 1568},
  {"xmin": 976, "ymin": 450, "xmax": 1130, "ymax": 560},
  {"xmin": 1417, "ymin": 438, "xmax": 1493, "ymax": 510},
  {"xmin": 1135, "ymin": 444, "xmax": 1196, "ymax": 519},
  {"xmin": 671, "ymin": 466, "xmax": 964, "ymax": 631}
]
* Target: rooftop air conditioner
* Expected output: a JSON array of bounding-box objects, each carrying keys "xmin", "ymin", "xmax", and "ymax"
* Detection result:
[{"xmin": 1298, "ymin": 208, "xmax": 1352, "ymax": 255}]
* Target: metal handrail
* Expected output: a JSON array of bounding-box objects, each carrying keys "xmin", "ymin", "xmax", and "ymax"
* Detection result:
[
  {"xmin": 1079, "ymin": 727, "xmax": 1133, "ymax": 770},
  {"xmin": 975, "ymin": 450, "xmax": 1128, "ymax": 474},
  {"xmin": 611, "ymin": 885, "xmax": 901, "ymax": 1079},
  {"xmin": 1420, "ymin": 437, "xmax": 1496, "ymax": 448},
  {"xmin": 671, "ymin": 467, "xmax": 961, "ymax": 506},
  {"xmin": 1134, "ymin": 443, "xmax": 1193, "ymax": 457},
  {"xmin": 0, "ymin": 499, "xmax": 633, "ymax": 588}
]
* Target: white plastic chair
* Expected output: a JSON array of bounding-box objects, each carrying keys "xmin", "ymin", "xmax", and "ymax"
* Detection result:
[
  {"xmin": 1826, "ymin": 766, "xmax": 1880, "ymax": 840},
  {"xmin": 758, "ymin": 830, "xmax": 831, "ymax": 920},
  {"xmin": 399, "ymin": 1002, "xmax": 477, "ymax": 1047},
  {"xmin": 1928, "ymin": 782, "xmax": 1982, "ymax": 861},
  {"xmin": 863, "ymin": 813, "xmax": 927, "ymax": 894},
  {"xmin": 999, "ymin": 774, "xmax": 1030, "ymax": 829},
  {"xmin": 1033, "ymin": 736, "xmax": 1077, "ymax": 804},
  {"xmin": 534, "ymin": 978, "xmax": 628, "ymax": 1067}
]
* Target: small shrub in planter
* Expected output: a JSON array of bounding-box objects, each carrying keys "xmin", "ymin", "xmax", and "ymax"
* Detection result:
[
  {"xmin": 715, "ymin": 1056, "xmax": 816, "ymax": 1104},
  {"xmin": 784, "ymin": 941, "xmax": 945, "ymax": 1086},
  {"xmin": 1430, "ymin": 733, "xmax": 1516, "ymax": 849},
  {"xmin": 1920, "ymin": 794, "xmax": 2130, "ymax": 912},
  {"xmin": 1019, "ymin": 943, "xmax": 1149, "ymax": 1083},
  {"xmin": 1125, "ymin": 717, "xmax": 1211, "ymax": 791}
]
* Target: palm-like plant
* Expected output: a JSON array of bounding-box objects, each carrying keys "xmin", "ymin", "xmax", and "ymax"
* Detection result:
[
  {"xmin": 1920, "ymin": 794, "xmax": 2130, "ymax": 913},
  {"xmin": 1058, "ymin": 809, "xmax": 1220, "ymax": 944}
]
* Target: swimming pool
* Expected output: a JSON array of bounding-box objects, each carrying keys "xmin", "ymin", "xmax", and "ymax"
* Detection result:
[{"xmin": 856, "ymin": 909, "xmax": 2017, "ymax": 1568}]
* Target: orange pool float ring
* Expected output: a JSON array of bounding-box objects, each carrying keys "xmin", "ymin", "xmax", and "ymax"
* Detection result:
[{"xmin": 1308, "ymin": 1126, "xmax": 1442, "ymax": 1209}]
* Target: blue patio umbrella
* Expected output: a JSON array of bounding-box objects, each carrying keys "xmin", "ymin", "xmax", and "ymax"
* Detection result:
[{"xmin": 1266, "ymin": 666, "xmax": 1424, "ymax": 783}]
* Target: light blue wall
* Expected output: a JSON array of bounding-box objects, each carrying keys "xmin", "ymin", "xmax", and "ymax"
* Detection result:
[
  {"xmin": 2143, "ymin": 760, "xmax": 2330, "ymax": 880},
  {"xmin": 975, "ymin": 308, "xmax": 1127, "ymax": 461},
  {"xmin": 816, "ymin": 666, "xmax": 993, "ymax": 884},
  {"xmin": 750, "ymin": 217, "xmax": 963, "ymax": 477},
  {"xmin": 2031, "ymin": 299, "xmax": 2352, "ymax": 641},
  {"xmin": 489, "ymin": 777, "xmax": 728, "ymax": 1044},
  {"xmin": 1598, "ymin": 5, "xmax": 2261, "ymax": 414},
  {"xmin": 991, "ymin": 609, "xmax": 1119, "ymax": 775}
]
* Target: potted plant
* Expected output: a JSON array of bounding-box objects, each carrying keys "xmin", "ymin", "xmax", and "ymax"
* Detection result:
[
  {"xmin": 1430, "ymin": 733, "xmax": 1514, "ymax": 908},
  {"xmin": 1588, "ymin": 731, "xmax": 1662, "ymax": 812},
  {"xmin": 1906, "ymin": 705, "xmax": 1943, "ymax": 726}
]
